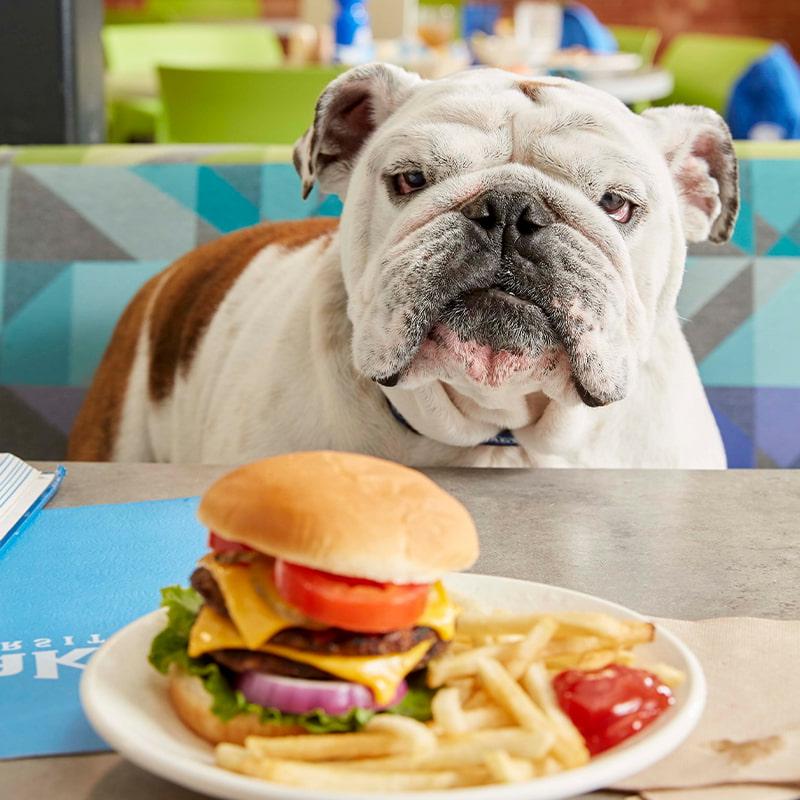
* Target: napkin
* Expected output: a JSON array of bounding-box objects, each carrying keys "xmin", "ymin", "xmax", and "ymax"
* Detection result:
[{"xmin": 615, "ymin": 617, "xmax": 800, "ymax": 800}]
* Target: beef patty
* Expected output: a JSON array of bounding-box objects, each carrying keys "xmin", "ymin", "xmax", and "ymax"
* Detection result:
[{"xmin": 191, "ymin": 566, "xmax": 446, "ymax": 678}]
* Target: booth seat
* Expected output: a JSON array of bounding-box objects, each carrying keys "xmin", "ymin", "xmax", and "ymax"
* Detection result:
[{"xmin": 1, "ymin": 142, "xmax": 799, "ymax": 467}]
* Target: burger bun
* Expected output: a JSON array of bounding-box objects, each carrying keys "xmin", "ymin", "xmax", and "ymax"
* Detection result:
[
  {"xmin": 168, "ymin": 671, "xmax": 304, "ymax": 745},
  {"xmin": 198, "ymin": 451, "xmax": 479, "ymax": 584}
]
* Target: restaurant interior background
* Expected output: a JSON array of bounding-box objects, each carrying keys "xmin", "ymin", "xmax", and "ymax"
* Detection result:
[{"xmin": 1, "ymin": 0, "xmax": 800, "ymax": 468}]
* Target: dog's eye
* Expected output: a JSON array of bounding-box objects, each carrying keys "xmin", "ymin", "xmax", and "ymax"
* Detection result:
[
  {"xmin": 599, "ymin": 191, "xmax": 633, "ymax": 223},
  {"xmin": 393, "ymin": 171, "xmax": 427, "ymax": 196}
]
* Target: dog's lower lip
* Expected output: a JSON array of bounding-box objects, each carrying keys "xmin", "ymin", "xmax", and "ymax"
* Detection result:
[
  {"xmin": 375, "ymin": 372, "xmax": 401, "ymax": 387},
  {"xmin": 471, "ymin": 286, "xmax": 534, "ymax": 309}
]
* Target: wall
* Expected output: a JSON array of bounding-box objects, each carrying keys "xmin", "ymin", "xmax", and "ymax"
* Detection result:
[{"xmin": 501, "ymin": 0, "xmax": 800, "ymax": 58}]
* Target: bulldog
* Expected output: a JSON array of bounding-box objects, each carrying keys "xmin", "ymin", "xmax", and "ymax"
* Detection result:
[{"xmin": 69, "ymin": 65, "xmax": 738, "ymax": 468}]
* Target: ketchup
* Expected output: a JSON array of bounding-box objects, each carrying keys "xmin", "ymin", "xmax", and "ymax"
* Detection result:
[{"xmin": 553, "ymin": 664, "xmax": 674, "ymax": 755}]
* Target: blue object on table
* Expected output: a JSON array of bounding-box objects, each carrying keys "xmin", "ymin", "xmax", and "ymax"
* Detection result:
[
  {"xmin": 335, "ymin": 0, "xmax": 373, "ymax": 64},
  {"xmin": 560, "ymin": 3, "xmax": 618, "ymax": 54},
  {"xmin": 0, "ymin": 497, "xmax": 206, "ymax": 759},
  {"xmin": 463, "ymin": 2, "xmax": 500, "ymax": 39},
  {"xmin": 727, "ymin": 44, "xmax": 800, "ymax": 140}
]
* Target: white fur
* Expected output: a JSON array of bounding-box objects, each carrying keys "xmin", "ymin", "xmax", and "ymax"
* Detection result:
[{"xmin": 113, "ymin": 69, "xmax": 729, "ymax": 468}]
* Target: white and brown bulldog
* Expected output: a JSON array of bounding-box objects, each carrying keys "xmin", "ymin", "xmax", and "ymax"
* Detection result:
[{"xmin": 70, "ymin": 65, "xmax": 738, "ymax": 467}]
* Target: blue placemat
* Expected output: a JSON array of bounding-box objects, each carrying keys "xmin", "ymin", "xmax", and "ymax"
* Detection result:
[{"xmin": 0, "ymin": 497, "xmax": 206, "ymax": 759}]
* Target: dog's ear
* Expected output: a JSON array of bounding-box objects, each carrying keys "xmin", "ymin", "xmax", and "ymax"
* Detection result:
[
  {"xmin": 642, "ymin": 105, "xmax": 739, "ymax": 244},
  {"xmin": 293, "ymin": 63, "xmax": 423, "ymax": 200}
]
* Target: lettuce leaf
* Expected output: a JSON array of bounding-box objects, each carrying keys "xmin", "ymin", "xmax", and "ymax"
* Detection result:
[{"xmin": 148, "ymin": 585, "xmax": 435, "ymax": 734}]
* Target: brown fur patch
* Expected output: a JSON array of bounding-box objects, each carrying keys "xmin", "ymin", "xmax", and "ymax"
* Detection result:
[
  {"xmin": 67, "ymin": 271, "xmax": 162, "ymax": 461},
  {"xmin": 518, "ymin": 80, "xmax": 565, "ymax": 103},
  {"xmin": 148, "ymin": 218, "xmax": 339, "ymax": 402},
  {"xmin": 68, "ymin": 217, "xmax": 338, "ymax": 460}
]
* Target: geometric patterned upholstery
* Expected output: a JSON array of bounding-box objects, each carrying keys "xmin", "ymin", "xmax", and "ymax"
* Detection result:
[
  {"xmin": 682, "ymin": 146, "xmax": 800, "ymax": 467},
  {"xmin": 1, "ymin": 142, "xmax": 799, "ymax": 466}
]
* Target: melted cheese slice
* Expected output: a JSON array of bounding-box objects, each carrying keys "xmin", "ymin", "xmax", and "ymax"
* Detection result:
[
  {"xmin": 188, "ymin": 605, "xmax": 433, "ymax": 705},
  {"xmin": 199, "ymin": 555, "xmax": 289, "ymax": 649},
  {"xmin": 417, "ymin": 580, "xmax": 457, "ymax": 641},
  {"xmin": 189, "ymin": 604, "xmax": 248, "ymax": 656},
  {"xmin": 200, "ymin": 554, "xmax": 456, "ymax": 649}
]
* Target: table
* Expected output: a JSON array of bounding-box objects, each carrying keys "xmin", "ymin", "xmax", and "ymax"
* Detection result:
[
  {"xmin": 3, "ymin": 463, "xmax": 799, "ymax": 800},
  {"xmin": 579, "ymin": 68, "xmax": 674, "ymax": 105}
]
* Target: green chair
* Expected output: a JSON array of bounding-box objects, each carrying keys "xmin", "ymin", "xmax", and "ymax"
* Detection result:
[
  {"xmin": 103, "ymin": 23, "xmax": 284, "ymax": 142},
  {"xmin": 103, "ymin": 23, "xmax": 283, "ymax": 76},
  {"xmin": 656, "ymin": 33, "xmax": 773, "ymax": 113},
  {"xmin": 609, "ymin": 25, "xmax": 661, "ymax": 66},
  {"xmin": 158, "ymin": 66, "xmax": 346, "ymax": 144}
]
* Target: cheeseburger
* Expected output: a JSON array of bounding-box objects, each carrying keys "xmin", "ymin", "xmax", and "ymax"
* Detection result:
[{"xmin": 149, "ymin": 451, "xmax": 478, "ymax": 744}]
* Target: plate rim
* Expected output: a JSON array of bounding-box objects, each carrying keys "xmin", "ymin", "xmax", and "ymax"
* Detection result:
[{"xmin": 81, "ymin": 573, "xmax": 706, "ymax": 800}]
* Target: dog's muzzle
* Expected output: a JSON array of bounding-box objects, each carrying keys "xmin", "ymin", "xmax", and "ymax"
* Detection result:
[{"xmin": 459, "ymin": 190, "xmax": 554, "ymax": 260}]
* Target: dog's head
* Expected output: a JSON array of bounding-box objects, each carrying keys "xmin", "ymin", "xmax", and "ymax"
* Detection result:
[{"xmin": 294, "ymin": 65, "xmax": 738, "ymax": 407}]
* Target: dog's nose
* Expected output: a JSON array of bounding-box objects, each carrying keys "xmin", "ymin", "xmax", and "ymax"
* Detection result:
[{"xmin": 461, "ymin": 191, "xmax": 550, "ymax": 250}]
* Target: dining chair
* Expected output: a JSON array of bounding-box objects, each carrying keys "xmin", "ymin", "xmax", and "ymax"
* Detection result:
[
  {"xmin": 609, "ymin": 25, "xmax": 661, "ymax": 66},
  {"xmin": 104, "ymin": 23, "xmax": 284, "ymax": 143},
  {"xmin": 157, "ymin": 66, "xmax": 346, "ymax": 144},
  {"xmin": 103, "ymin": 23, "xmax": 283, "ymax": 75}
]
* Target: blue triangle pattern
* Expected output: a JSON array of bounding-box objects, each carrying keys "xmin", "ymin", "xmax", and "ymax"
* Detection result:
[
  {"xmin": 709, "ymin": 403, "xmax": 755, "ymax": 468},
  {"xmin": 3, "ymin": 261, "xmax": 70, "ymax": 323},
  {"xmin": 0, "ymin": 267, "xmax": 73, "ymax": 386},
  {"xmin": 211, "ymin": 165, "xmax": 262, "ymax": 209},
  {"xmin": 731, "ymin": 197, "xmax": 754, "ymax": 253},
  {"xmin": 130, "ymin": 164, "xmax": 199, "ymax": 211},
  {"xmin": 197, "ymin": 166, "xmax": 259, "ymax": 233},
  {"xmin": 704, "ymin": 386, "xmax": 755, "ymax": 438},
  {"xmin": 766, "ymin": 234, "xmax": 800, "ymax": 256}
]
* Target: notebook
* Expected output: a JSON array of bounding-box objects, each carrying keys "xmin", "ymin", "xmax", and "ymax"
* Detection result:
[
  {"xmin": 0, "ymin": 496, "xmax": 206, "ymax": 759},
  {"xmin": 0, "ymin": 454, "xmax": 65, "ymax": 551}
]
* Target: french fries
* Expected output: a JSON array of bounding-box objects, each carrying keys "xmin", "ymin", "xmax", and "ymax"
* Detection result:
[
  {"xmin": 365, "ymin": 714, "xmax": 438, "ymax": 752},
  {"xmin": 456, "ymin": 610, "xmax": 654, "ymax": 647},
  {"xmin": 223, "ymin": 752, "xmax": 488, "ymax": 790},
  {"xmin": 461, "ymin": 703, "xmax": 514, "ymax": 730},
  {"xmin": 483, "ymin": 749, "xmax": 535, "ymax": 783},
  {"xmin": 427, "ymin": 644, "xmax": 505, "ymax": 687},
  {"xmin": 637, "ymin": 660, "xmax": 687, "ymax": 689},
  {"xmin": 331, "ymin": 728, "xmax": 552, "ymax": 771},
  {"xmin": 245, "ymin": 731, "xmax": 407, "ymax": 761},
  {"xmin": 431, "ymin": 686, "xmax": 468, "ymax": 734},
  {"xmin": 505, "ymin": 618, "xmax": 559, "ymax": 679},
  {"xmin": 214, "ymin": 607, "xmax": 682, "ymax": 792}
]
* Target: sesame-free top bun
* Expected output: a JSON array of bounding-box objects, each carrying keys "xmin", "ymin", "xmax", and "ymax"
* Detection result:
[{"xmin": 197, "ymin": 451, "xmax": 478, "ymax": 584}]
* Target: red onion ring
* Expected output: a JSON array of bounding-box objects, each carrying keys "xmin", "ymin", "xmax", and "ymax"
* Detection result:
[{"xmin": 235, "ymin": 671, "xmax": 408, "ymax": 715}]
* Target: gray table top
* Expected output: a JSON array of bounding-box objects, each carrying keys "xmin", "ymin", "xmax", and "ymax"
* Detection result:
[{"xmin": 4, "ymin": 462, "xmax": 799, "ymax": 800}]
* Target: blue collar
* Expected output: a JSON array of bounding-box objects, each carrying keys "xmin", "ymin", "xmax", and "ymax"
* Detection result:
[{"xmin": 387, "ymin": 400, "xmax": 519, "ymax": 447}]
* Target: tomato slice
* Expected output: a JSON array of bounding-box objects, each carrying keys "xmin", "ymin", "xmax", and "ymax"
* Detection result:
[
  {"xmin": 208, "ymin": 531, "xmax": 253, "ymax": 554},
  {"xmin": 273, "ymin": 559, "xmax": 430, "ymax": 633},
  {"xmin": 553, "ymin": 664, "xmax": 674, "ymax": 755}
]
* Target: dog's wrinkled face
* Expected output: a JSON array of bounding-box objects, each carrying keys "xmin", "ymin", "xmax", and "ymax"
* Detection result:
[{"xmin": 295, "ymin": 66, "xmax": 738, "ymax": 408}]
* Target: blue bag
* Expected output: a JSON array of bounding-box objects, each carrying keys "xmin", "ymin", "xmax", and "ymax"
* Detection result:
[
  {"xmin": 560, "ymin": 4, "xmax": 618, "ymax": 54},
  {"xmin": 727, "ymin": 44, "xmax": 800, "ymax": 140}
]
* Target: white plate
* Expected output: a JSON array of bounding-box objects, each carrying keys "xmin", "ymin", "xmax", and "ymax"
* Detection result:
[
  {"xmin": 81, "ymin": 573, "xmax": 705, "ymax": 800},
  {"xmin": 545, "ymin": 52, "xmax": 643, "ymax": 77}
]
